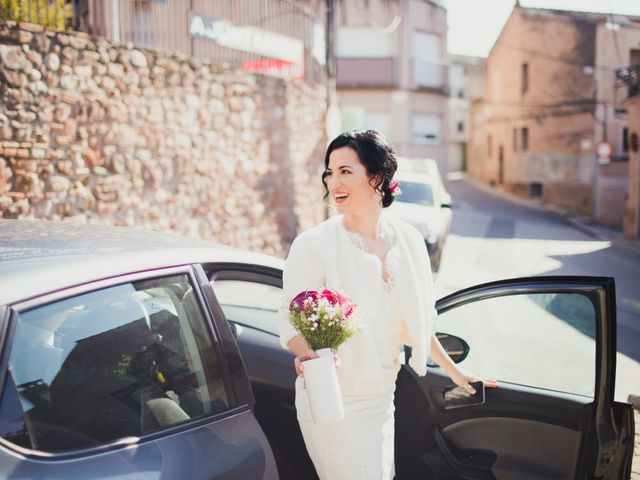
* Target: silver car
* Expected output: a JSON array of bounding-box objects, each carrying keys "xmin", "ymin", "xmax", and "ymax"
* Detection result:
[{"xmin": 0, "ymin": 220, "xmax": 634, "ymax": 479}]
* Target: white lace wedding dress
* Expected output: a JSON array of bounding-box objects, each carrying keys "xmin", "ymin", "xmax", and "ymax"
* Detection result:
[{"xmin": 295, "ymin": 222, "xmax": 405, "ymax": 480}]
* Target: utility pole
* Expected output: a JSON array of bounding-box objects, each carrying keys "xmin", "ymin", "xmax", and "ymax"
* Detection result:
[
  {"xmin": 324, "ymin": 1, "xmax": 341, "ymax": 140},
  {"xmin": 325, "ymin": 0, "xmax": 339, "ymax": 123},
  {"xmin": 324, "ymin": 0, "xmax": 339, "ymax": 219},
  {"xmin": 326, "ymin": 0, "xmax": 335, "ymax": 91},
  {"xmin": 111, "ymin": 0, "xmax": 120, "ymax": 43}
]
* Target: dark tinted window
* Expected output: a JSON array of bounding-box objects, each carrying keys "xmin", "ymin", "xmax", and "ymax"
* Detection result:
[
  {"xmin": 0, "ymin": 374, "xmax": 30, "ymax": 448},
  {"xmin": 3, "ymin": 274, "xmax": 228, "ymax": 452}
]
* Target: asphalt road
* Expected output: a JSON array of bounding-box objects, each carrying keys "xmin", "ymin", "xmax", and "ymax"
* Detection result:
[{"xmin": 433, "ymin": 175, "xmax": 640, "ymax": 404}]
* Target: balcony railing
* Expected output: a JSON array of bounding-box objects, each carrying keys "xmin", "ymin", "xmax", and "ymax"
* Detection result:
[
  {"xmin": 615, "ymin": 64, "xmax": 640, "ymax": 98},
  {"xmin": 1, "ymin": 0, "xmax": 327, "ymax": 86},
  {"xmin": 336, "ymin": 57, "xmax": 396, "ymax": 88}
]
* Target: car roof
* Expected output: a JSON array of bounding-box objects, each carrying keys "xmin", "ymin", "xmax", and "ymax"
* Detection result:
[
  {"xmin": 394, "ymin": 170, "xmax": 438, "ymax": 186},
  {"xmin": 397, "ymin": 156, "xmax": 439, "ymax": 172},
  {"xmin": 0, "ymin": 220, "xmax": 284, "ymax": 305}
]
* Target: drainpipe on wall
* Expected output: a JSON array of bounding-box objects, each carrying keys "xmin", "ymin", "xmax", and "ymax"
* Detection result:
[
  {"xmin": 111, "ymin": 0, "xmax": 120, "ymax": 43},
  {"xmin": 324, "ymin": 0, "xmax": 340, "ymax": 220},
  {"xmin": 325, "ymin": 0, "xmax": 339, "ymax": 140}
]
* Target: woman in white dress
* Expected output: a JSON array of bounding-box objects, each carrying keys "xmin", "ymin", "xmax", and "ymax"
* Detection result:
[{"xmin": 278, "ymin": 130, "xmax": 498, "ymax": 479}]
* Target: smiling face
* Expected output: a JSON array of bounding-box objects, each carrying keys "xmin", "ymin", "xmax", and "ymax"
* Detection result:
[{"xmin": 325, "ymin": 147, "xmax": 382, "ymax": 215}]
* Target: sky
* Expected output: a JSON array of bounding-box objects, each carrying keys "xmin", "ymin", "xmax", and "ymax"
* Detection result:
[{"xmin": 446, "ymin": 0, "xmax": 640, "ymax": 57}]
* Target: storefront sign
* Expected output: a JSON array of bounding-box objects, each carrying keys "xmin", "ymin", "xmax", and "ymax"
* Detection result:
[
  {"xmin": 189, "ymin": 11, "xmax": 304, "ymax": 65},
  {"xmin": 242, "ymin": 59, "xmax": 304, "ymax": 81}
]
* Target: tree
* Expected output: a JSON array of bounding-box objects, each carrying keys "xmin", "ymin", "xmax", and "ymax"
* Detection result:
[{"xmin": 0, "ymin": 0, "xmax": 73, "ymax": 31}]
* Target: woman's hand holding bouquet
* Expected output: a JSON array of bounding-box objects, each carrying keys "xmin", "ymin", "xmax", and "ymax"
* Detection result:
[
  {"xmin": 288, "ymin": 288, "xmax": 360, "ymax": 423},
  {"xmin": 289, "ymin": 288, "xmax": 359, "ymax": 378}
]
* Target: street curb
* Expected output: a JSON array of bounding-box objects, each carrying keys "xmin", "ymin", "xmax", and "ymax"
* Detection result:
[
  {"xmin": 458, "ymin": 175, "xmax": 640, "ymax": 251},
  {"xmin": 564, "ymin": 216, "xmax": 610, "ymax": 241}
]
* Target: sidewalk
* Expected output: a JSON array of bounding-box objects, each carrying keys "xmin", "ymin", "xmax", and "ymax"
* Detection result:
[{"xmin": 458, "ymin": 174, "xmax": 640, "ymax": 254}]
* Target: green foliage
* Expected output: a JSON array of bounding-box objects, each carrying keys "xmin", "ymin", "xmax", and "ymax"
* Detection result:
[{"xmin": 1, "ymin": 0, "xmax": 73, "ymax": 31}]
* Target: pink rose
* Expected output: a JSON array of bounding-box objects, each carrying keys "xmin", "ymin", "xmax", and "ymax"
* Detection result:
[
  {"xmin": 290, "ymin": 289, "xmax": 356, "ymax": 317},
  {"xmin": 341, "ymin": 301, "xmax": 355, "ymax": 318},
  {"xmin": 320, "ymin": 289, "xmax": 338, "ymax": 305},
  {"xmin": 324, "ymin": 289, "xmax": 355, "ymax": 317},
  {"xmin": 290, "ymin": 290, "xmax": 319, "ymax": 311}
]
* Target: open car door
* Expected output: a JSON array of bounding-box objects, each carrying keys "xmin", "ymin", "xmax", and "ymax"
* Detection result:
[{"xmin": 395, "ymin": 276, "xmax": 635, "ymax": 480}]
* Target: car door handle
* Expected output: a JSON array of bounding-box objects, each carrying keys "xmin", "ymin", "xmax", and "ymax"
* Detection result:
[{"xmin": 434, "ymin": 428, "xmax": 497, "ymax": 480}]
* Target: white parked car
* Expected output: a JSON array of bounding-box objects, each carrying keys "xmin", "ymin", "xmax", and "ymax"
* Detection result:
[{"xmin": 387, "ymin": 167, "xmax": 452, "ymax": 272}]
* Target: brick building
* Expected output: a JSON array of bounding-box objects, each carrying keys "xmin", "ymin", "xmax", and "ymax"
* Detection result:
[
  {"xmin": 623, "ymin": 68, "xmax": 640, "ymax": 240},
  {"xmin": 468, "ymin": 5, "xmax": 640, "ymax": 226}
]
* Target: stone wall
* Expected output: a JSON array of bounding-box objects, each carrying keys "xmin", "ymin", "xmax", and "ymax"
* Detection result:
[
  {"xmin": 0, "ymin": 21, "xmax": 327, "ymax": 257},
  {"xmin": 542, "ymin": 182, "xmax": 593, "ymax": 216}
]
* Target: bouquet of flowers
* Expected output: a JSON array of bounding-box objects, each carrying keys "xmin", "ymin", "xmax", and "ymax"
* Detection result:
[
  {"xmin": 288, "ymin": 288, "xmax": 360, "ymax": 423},
  {"xmin": 289, "ymin": 288, "xmax": 359, "ymax": 351}
]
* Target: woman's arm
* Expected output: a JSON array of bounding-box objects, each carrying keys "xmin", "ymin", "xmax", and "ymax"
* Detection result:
[
  {"xmin": 278, "ymin": 232, "xmax": 325, "ymax": 349},
  {"xmin": 288, "ymin": 335, "xmax": 314, "ymax": 358},
  {"xmin": 279, "ymin": 232, "xmax": 333, "ymax": 376},
  {"xmin": 430, "ymin": 334, "xmax": 499, "ymax": 394},
  {"xmin": 402, "ymin": 225, "xmax": 498, "ymax": 390},
  {"xmin": 288, "ymin": 335, "xmax": 319, "ymax": 377}
]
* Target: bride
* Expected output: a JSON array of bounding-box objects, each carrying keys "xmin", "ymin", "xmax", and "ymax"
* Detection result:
[{"xmin": 278, "ymin": 130, "xmax": 498, "ymax": 479}]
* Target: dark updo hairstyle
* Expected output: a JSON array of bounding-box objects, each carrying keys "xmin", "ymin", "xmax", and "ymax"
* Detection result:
[{"xmin": 322, "ymin": 129, "xmax": 398, "ymax": 208}]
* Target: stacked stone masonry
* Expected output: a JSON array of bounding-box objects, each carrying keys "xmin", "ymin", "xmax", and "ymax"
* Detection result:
[{"xmin": 0, "ymin": 21, "xmax": 327, "ymax": 257}]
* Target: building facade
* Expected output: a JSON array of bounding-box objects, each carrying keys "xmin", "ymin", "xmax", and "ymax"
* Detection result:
[
  {"xmin": 334, "ymin": 0, "xmax": 449, "ymax": 172},
  {"xmin": 468, "ymin": 6, "xmax": 640, "ymax": 226},
  {"xmin": 623, "ymin": 68, "xmax": 640, "ymax": 240},
  {"xmin": 448, "ymin": 54, "xmax": 479, "ymax": 172}
]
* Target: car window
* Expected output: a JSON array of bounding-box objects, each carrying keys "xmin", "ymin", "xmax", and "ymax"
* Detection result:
[
  {"xmin": 396, "ymin": 180, "xmax": 435, "ymax": 206},
  {"xmin": 212, "ymin": 279, "xmax": 281, "ymax": 335},
  {"xmin": 2, "ymin": 274, "xmax": 229, "ymax": 453},
  {"xmin": 434, "ymin": 292, "xmax": 596, "ymax": 397}
]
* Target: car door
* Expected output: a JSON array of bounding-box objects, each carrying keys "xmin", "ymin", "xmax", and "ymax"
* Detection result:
[
  {"xmin": 205, "ymin": 263, "xmax": 317, "ymax": 480},
  {"xmin": 394, "ymin": 276, "xmax": 635, "ymax": 480},
  {"xmin": 0, "ymin": 266, "xmax": 278, "ymax": 479}
]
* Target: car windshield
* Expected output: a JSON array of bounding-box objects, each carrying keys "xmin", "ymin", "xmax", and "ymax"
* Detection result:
[{"xmin": 396, "ymin": 181, "xmax": 435, "ymax": 207}]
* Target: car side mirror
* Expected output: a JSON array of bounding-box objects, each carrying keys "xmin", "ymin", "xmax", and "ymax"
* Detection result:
[{"xmin": 427, "ymin": 332, "xmax": 469, "ymax": 367}]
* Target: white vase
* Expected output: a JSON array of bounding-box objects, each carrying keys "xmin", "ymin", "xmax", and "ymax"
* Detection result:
[{"xmin": 302, "ymin": 348, "xmax": 344, "ymax": 423}]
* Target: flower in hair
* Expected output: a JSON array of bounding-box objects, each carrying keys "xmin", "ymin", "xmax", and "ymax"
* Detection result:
[{"xmin": 389, "ymin": 180, "xmax": 402, "ymax": 197}]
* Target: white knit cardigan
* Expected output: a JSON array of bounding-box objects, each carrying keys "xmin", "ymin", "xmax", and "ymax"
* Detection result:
[{"xmin": 278, "ymin": 214, "xmax": 437, "ymax": 376}]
